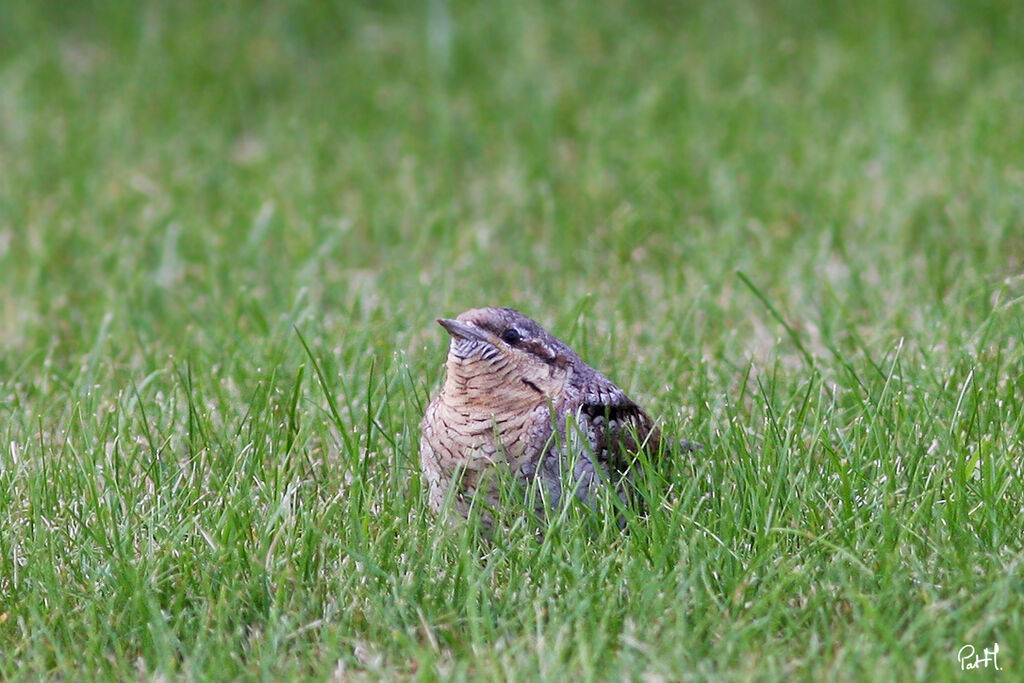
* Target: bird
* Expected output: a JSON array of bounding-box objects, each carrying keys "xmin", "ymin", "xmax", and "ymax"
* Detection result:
[{"xmin": 419, "ymin": 306, "xmax": 698, "ymax": 528}]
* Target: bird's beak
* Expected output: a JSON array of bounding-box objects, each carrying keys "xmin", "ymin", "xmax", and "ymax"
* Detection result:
[{"xmin": 437, "ymin": 318, "xmax": 490, "ymax": 343}]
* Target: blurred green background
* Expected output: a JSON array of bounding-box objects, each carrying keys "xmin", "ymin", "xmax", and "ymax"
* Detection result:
[{"xmin": 3, "ymin": 0, "xmax": 1021, "ymax": 367}]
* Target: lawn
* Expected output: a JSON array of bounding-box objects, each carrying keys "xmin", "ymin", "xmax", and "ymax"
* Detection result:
[{"xmin": 1, "ymin": 0, "xmax": 1022, "ymax": 679}]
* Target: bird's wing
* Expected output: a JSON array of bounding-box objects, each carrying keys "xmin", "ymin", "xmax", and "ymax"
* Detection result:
[{"xmin": 569, "ymin": 368, "xmax": 661, "ymax": 470}]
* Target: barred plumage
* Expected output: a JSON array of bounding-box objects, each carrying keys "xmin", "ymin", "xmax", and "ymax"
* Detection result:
[{"xmin": 419, "ymin": 306, "xmax": 698, "ymax": 528}]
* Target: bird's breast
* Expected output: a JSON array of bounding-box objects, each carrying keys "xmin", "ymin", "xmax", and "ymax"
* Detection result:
[{"xmin": 428, "ymin": 393, "xmax": 549, "ymax": 469}]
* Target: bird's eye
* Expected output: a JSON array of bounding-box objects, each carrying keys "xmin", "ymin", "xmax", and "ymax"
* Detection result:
[{"xmin": 500, "ymin": 328, "xmax": 522, "ymax": 346}]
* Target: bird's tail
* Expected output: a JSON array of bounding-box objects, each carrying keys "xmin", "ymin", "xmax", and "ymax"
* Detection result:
[{"xmin": 669, "ymin": 438, "xmax": 702, "ymax": 453}]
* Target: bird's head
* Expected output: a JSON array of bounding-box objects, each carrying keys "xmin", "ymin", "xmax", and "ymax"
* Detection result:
[{"xmin": 436, "ymin": 307, "xmax": 577, "ymax": 408}]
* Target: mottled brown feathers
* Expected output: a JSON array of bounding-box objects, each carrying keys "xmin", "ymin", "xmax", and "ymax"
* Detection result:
[{"xmin": 419, "ymin": 307, "xmax": 697, "ymax": 527}]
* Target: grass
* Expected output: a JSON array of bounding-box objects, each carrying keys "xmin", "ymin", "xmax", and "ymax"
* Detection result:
[{"xmin": 1, "ymin": 0, "xmax": 1023, "ymax": 679}]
